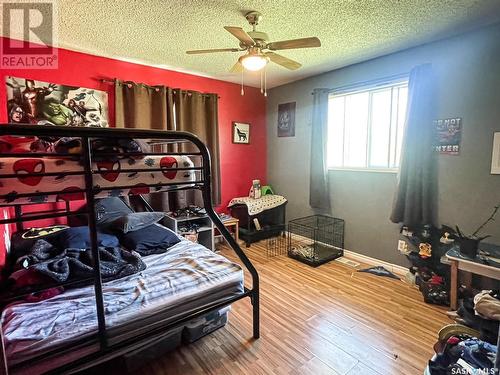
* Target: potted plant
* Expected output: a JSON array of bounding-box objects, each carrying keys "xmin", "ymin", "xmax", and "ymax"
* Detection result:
[{"xmin": 454, "ymin": 204, "xmax": 499, "ymax": 258}]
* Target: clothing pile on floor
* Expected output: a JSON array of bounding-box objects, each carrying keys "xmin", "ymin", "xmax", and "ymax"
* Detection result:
[
  {"xmin": 448, "ymin": 290, "xmax": 500, "ymax": 344},
  {"xmin": 428, "ymin": 290, "xmax": 500, "ymax": 374},
  {"xmin": 428, "ymin": 334, "xmax": 497, "ymax": 374}
]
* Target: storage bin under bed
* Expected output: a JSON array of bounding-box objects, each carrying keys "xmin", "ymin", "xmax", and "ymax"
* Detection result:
[{"xmin": 122, "ymin": 306, "xmax": 231, "ymax": 372}]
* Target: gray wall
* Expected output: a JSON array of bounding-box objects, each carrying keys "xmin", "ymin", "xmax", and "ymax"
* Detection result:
[{"xmin": 267, "ymin": 23, "xmax": 500, "ymax": 266}]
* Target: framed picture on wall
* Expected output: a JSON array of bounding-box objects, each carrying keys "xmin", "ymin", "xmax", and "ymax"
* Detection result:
[
  {"xmin": 491, "ymin": 132, "xmax": 500, "ymax": 174},
  {"xmin": 232, "ymin": 122, "xmax": 250, "ymax": 144},
  {"xmin": 5, "ymin": 76, "xmax": 109, "ymax": 127},
  {"xmin": 277, "ymin": 102, "xmax": 296, "ymax": 137}
]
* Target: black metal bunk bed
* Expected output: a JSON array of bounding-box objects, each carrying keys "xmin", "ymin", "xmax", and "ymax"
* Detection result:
[{"xmin": 0, "ymin": 124, "xmax": 260, "ymax": 374}]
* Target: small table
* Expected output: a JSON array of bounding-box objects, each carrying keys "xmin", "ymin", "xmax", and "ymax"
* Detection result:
[
  {"xmin": 446, "ymin": 248, "xmax": 500, "ymax": 310},
  {"xmin": 221, "ymin": 217, "xmax": 239, "ymax": 243}
]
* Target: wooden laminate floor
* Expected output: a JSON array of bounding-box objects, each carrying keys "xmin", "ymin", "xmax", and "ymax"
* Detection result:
[{"xmin": 128, "ymin": 241, "xmax": 450, "ymax": 375}]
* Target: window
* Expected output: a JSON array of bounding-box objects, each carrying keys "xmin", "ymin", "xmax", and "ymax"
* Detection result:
[{"xmin": 327, "ymin": 80, "xmax": 408, "ymax": 171}]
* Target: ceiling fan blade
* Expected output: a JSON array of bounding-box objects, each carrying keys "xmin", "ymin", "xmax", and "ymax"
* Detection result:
[
  {"xmin": 267, "ymin": 37, "xmax": 321, "ymax": 51},
  {"xmin": 224, "ymin": 26, "xmax": 255, "ymax": 45},
  {"xmin": 186, "ymin": 48, "xmax": 240, "ymax": 54},
  {"xmin": 265, "ymin": 52, "xmax": 302, "ymax": 70},
  {"xmin": 229, "ymin": 61, "xmax": 243, "ymax": 73}
]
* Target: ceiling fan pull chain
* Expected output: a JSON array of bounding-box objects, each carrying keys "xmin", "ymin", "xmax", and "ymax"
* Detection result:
[
  {"xmin": 260, "ymin": 70, "xmax": 264, "ymax": 94},
  {"xmin": 264, "ymin": 67, "xmax": 267, "ymax": 97},
  {"xmin": 241, "ymin": 70, "xmax": 245, "ymax": 96}
]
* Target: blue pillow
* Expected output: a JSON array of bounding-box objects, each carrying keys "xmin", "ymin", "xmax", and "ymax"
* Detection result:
[
  {"xmin": 95, "ymin": 197, "xmax": 134, "ymax": 227},
  {"xmin": 52, "ymin": 226, "xmax": 120, "ymax": 250},
  {"xmin": 109, "ymin": 212, "xmax": 165, "ymax": 234},
  {"xmin": 120, "ymin": 223, "xmax": 180, "ymax": 256}
]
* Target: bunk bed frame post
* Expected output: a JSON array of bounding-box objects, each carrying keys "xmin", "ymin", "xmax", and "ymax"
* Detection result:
[
  {"xmin": 193, "ymin": 136, "xmax": 261, "ymax": 339},
  {"xmin": 0, "ymin": 328, "xmax": 7, "ymax": 375},
  {"xmin": 82, "ymin": 137, "xmax": 108, "ymax": 349},
  {"xmin": 14, "ymin": 206, "xmax": 23, "ymax": 232},
  {"xmin": 204, "ymin": 198, "xmax": 260, "ymax": 339}
]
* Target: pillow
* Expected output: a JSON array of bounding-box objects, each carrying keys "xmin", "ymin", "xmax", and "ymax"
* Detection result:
[
  {"xmin": 10, "ymin": 225, "xmax": 69, "ymax": 263},
  {"xmin": 109, "ymin": 212, "xmax": 165, "ymax": 234},
  {"xmin": 51, "ymin": 226, "xmax": 120, "ymax": 249},
  {"xmin": 95, "ymin": 197, "xmax": 134, "ymax": 227},
  {"xmin": 120, "ymin": 223, "xmax": 180, "ymax": 256}
]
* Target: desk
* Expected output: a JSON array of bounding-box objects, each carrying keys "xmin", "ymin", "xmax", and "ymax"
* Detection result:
[{"xmin": 446, "ymin": 248, "xmax": 500, "ymax": 310}]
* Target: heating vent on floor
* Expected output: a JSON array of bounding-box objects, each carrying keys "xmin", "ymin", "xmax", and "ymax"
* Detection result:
[{"xmin": 335, "ymin": 257, "xmax": 360, "ymax": 268}]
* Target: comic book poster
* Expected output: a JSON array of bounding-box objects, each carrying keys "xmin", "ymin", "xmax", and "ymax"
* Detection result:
[
  {"xmin": 6, "ymin": 76, "xmax": 109, "ymax": 127},
  {"xmin": 435, "ymin": 117, "xmax": 462, "ymax": 155}
]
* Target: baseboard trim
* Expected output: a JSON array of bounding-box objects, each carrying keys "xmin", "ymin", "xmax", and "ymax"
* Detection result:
[
  {"xmin": 342, "ymin": 249, "xmax": 408, "ymax": 276},
  {"xmin": 285, "ymin": 231, "xmax": 408, "ymax": 276}
]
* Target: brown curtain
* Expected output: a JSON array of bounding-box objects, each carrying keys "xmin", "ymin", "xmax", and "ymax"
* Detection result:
[
  {"xmin": 114, "ymin": 81, "xmax": 221, "ymax": 210},
  {"xmin": 115, "ymin": 81, "xmax": 175, "ymax": 211},
  {"xmin": 174, "ymin": 90, "xmax": 221, "ymax": 206},
  {"xmin": 115, "ymin": 80, "xmax": 174, "ymax": 129}
]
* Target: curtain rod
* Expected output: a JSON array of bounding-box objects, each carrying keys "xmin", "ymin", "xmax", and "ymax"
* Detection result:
[
  {"xmin": 100, "ymin": 79, "xmax": 220, "ymax": 98},
  {"xmin": 311, "ymin": 72, "xmax": 409, "ymax": 95}
]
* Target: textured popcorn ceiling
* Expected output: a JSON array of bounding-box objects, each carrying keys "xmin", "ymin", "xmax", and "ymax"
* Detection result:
[{"xmin": 31, "ymin": 1, "xmax": 500, "ymax": 87}]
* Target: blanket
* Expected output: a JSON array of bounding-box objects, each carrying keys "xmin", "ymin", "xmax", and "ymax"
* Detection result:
[
  {"xmin": 19, "ymin": 239, "xmax": 146, "ymax": 283},
  {"xmin": 228, "ymin": 195, "xmax": 287, "ymax": 216}
]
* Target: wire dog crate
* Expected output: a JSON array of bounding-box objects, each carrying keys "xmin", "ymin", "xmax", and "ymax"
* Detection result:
[{"xmin": 287, "ymin": 215, "xmax": 344, "ymax": 267}]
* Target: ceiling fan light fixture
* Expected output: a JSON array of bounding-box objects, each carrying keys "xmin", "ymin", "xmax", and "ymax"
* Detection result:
[{"xmin": 239, "ymin": 54, "xmax": 269, "ymax": 71}]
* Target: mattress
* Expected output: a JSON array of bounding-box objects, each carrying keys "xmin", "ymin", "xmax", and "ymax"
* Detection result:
[
  {"xmin": 0, "ymin": 154, "xmax": 196, "ymax": 205},
  {"xmin": 2, "ymin": 239, "xmax": 244, "ymax": 370}
]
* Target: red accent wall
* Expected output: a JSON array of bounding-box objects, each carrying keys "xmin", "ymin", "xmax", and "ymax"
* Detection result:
[{"xmin": 0, "ymin": 37, "xmax": 267, "ymax": 263}]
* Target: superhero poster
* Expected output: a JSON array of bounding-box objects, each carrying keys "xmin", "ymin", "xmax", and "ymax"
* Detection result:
[{"xmin": 6, "ymin": 76, "xmax": 109, "ymax": 127}]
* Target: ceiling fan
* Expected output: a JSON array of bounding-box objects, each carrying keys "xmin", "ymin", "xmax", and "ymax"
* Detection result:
[{"xmin": 186, "ymin": 11, "xmax": 321, "ymax": 74}]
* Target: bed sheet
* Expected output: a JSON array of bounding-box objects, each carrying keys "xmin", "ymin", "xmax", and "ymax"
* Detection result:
[{"xmin": 2, "ymin": 239, "xmax": 244, "ymax": 368}]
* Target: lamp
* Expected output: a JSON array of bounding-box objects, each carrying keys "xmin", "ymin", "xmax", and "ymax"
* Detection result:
[
  {"xmin": 239, "ymin": 49, "xmax": 269, "ymax": 71},
  {"xmin": 238, "ymin": 48, "xmax": 269, "ymax": 97}
]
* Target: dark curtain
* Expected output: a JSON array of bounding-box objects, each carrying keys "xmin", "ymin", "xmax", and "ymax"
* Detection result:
[
  {"xmin": 309, "ymin": 88, "xmax": 331, "ymax": 210},
  {"xmin": 390, "ymin": 64, "xmax": 437, "ymax": 226},
  {"xmin": 114, "ymin": 81, "xmax": 221, "ymax": 210},
  {"xmin": 115, "ymin": 81, "xmax": 175, "ymax": 211},
  {"xmin": 174, "ymin": 90, "xmax": 221, "ymax": 206},
  {"xmin": 115, "ymin": 80, "xmax": 174, "ymax": 130}
]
